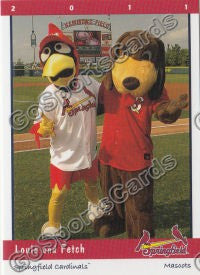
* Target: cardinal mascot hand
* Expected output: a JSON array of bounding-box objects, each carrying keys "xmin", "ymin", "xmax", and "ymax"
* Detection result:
[
  {"xmin": 94, "ymin": 31, "xmax": 188, "ymax": 238},
  {"xmin": 30, "ymin": 24, "xmax": 103, "ymax": 236}
]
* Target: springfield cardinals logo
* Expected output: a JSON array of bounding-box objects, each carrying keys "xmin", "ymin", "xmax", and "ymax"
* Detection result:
[
  {"xmin": 135, "ymin": 225, "xmax": 188, "ymax": 257},
  {"xmin": 130, "ymin": 97, "xmax": 144, "ymax": 113},
  {"xmin": 61, "ymin": 87, "xmax": 96, "ymax": 117}
]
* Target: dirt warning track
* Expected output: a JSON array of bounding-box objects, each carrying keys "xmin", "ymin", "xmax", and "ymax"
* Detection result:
[{"xmin": 14, "ymin": 118, "xmax": 189, "ymax": 153}]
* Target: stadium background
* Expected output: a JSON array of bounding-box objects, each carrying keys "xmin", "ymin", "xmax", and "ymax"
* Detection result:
[{"xmin": 12, "ymin": 15, "xmax": 190, "ymax": 240}]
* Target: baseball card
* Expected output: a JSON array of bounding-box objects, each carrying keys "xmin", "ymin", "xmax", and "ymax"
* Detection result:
[{"xmin": 0, "ymin": 0, "xmax": 200, "ymax": 274}]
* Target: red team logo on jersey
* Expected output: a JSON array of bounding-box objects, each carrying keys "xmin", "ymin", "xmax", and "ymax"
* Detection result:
[
  {"xmin": 62, "ymin": 96, "xmax": 96, "ymax": 117},
  {"xmin": 61, "ymin": 98, "xmax": 72, "ymax": 116},
  {"xmin": 62, "ymin": 87, "xmax": 97, "ymax": 117},
  {"xmin": 130, "ymin": 97, "xmax": 144, "ymax": 113}
]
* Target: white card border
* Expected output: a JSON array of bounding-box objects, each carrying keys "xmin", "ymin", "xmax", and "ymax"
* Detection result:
[{"xmin": 0, "ymin": 14, "xmax": 199, "ymax": 274}]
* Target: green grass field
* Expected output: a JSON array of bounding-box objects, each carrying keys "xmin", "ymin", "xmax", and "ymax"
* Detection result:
[
  {"xmin": 13, "ymin": 73, "xmax": 189, "ymax": 133},
  {"xmin": 14, "ymin": 133, "xmax": 190, "ymax": 240},
  {"xmin": 165, "ymin": 73, "xmax": 189, "ymax": 83}
]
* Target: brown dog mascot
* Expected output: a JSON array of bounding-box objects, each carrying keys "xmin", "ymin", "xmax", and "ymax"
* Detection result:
[{"xmin": 94, "ymin": 31, "xmax": 188, "ymax": 238}]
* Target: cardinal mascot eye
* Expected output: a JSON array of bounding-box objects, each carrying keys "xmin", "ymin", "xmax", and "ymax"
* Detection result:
[
  {"xmin": 41, "ymin": 47, "xmax": 51, "ymax": 63},
  {"xmin": 54, "ymin": 42, "xmax": 71, "ymax": 54}
]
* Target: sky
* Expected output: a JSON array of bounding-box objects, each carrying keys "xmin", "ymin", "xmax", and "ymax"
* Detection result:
[{"xmin": 12, "ymin": 14, "xmax": 189, "ymax": 63}]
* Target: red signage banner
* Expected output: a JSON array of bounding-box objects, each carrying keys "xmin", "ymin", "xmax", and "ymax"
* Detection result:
[
  {"xmin": 1, "ymin": 0, "xmax": 199, "ymax": 16},
  {"xmin": 3, "ymin": 239, "xmax": 200, "ymax": 260}
]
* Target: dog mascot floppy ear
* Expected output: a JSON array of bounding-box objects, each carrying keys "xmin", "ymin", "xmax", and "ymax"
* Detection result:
[{"xmin": 94, "ymin": 30, "xmax": 188, "ymax": 238}]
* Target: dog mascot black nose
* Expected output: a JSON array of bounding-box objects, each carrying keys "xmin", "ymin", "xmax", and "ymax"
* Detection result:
[{"xmin": 123, "ymin": 77, "xmax": 140, "ymax": 90}]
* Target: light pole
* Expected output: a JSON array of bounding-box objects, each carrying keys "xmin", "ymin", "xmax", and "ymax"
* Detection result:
[{"xmin": 31, "ymin": 16, "xmax": 37, "ymax": 71}]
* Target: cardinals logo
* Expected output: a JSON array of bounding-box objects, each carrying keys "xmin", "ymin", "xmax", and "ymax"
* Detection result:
[
  {"xmin": 61, "ymin": 98, "xmax": 73, "ymax": 116},
  {"xmin": 135, "ymin": 225, "xmax": 188, "ymax": 257},
  {"xmin": 130, "ymin": 97, "xmax": 144, "ymax": 113}
]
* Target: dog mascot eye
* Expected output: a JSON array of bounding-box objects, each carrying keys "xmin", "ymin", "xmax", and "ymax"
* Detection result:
[
  {"xmin": 41, "ymin": 47, "xmax": 51, "ymax": 62},
  {"xmin": 54, "ymin": 42, "xmax": 71, "ymax": 54},
  {"xmin": 142, "ymin": 50, "xmax": 152, "ymax": 61}
]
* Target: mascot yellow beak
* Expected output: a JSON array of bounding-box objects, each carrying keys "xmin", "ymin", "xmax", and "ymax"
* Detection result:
[{"xmin": 42, "ymin": 54, "xmax": 76, "ymax": 87}]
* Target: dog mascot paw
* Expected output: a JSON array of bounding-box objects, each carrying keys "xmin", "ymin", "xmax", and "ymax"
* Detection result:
[
  {"xmin": 30, "ymin": 24, "xmax": 103, "ymax": 236},
  {"xmin": 94, "ymin": 30, "xmax": 188, "ymax": 238}
]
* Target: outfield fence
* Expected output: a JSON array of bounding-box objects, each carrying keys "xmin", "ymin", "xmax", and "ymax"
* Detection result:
[
  {"xmin": 13, "ymin": 66, "xmax": 189, "ymax": 77},
  {"xmin": 165, "ymin": 67, "xmax": 189, "ymax": 74}
]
